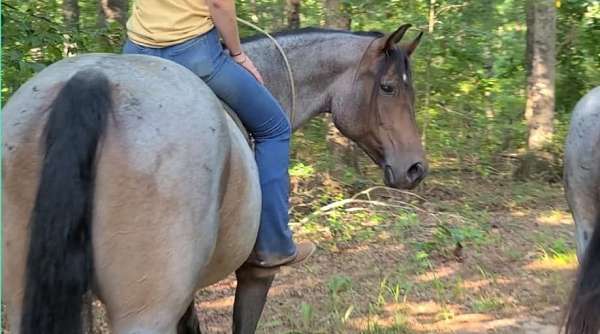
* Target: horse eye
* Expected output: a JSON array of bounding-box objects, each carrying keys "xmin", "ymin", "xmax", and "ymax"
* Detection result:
[{"xmin": 380, "ymin": 83, "xmax": 395, "ymax": 94}]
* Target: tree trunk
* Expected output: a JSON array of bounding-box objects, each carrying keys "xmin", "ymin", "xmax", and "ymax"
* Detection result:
[
  {"xmin": 322, "ymin": 1, "xmax": 359, "ymax": 177},
  {"xmin": 62, "ymin": 0, "xmax": 79, "ymax": 56},
  {"xmin": 324, "ymin": 0, "xmax": 350, "ymax": 29},
  {"xmin": 517, "ymin": 0, "xmax": 557, "ymax": 179},
  {"xmin": 287, "ymin": 0, "xmax": 301, "ymax": 29},
  {"xmin": 525, "ymin": 0, "xmax": 556, "ymax": 152},
  {"xmin": 97, "ymin": 0, "xmax": 128, "ymax": 28},
  {"xmin": 250, "ymin": 0, "xmax": 259, "ymax": 22},
  {"xmin": 422, "ymin": 0, "xmax": 436, "ymax": 147},
  {"xmin": 63, "ymin": 0, "xmax": 79, "ymax": 31}
]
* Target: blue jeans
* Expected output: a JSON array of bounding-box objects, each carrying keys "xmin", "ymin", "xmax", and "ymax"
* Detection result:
[{"xmin": 123, "ymin": 29, "xmax": 296, "ymax": 260}]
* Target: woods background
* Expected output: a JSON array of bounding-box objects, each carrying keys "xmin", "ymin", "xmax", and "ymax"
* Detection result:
[
  {"xmin": 2, "ymin": 1, "xmax": 600, "ymax": 333},
  {"xmin": 2, "ymin": 0, "xmax": 599, "ymax": 177}
]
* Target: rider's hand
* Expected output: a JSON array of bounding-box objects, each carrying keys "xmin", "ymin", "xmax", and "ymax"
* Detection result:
[{"xmin": 232, "ymin": 52, "xmax": 264, "ymax": 84}]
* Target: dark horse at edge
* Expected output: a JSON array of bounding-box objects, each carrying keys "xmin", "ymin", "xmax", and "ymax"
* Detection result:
[{"xmin": 563, "ymin": 86, "xmax": 600, "ymax": 334}]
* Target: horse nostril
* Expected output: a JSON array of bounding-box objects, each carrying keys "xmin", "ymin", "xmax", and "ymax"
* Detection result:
[
  {"xmin": 384, "ymin": 165, "xmax": 396, "ymax": 186},
  {"xmin": 406, "ymin": 162, "xmax": 426, "ymax": 184}
]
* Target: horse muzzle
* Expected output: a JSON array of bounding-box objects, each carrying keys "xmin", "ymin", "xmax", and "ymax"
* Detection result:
[{"xmin": 384, "ymin": 161, "xmax": 427, "ymax": 189}]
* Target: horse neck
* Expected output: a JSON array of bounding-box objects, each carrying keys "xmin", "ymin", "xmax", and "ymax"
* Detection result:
[{"xmin": 243, "ymin": 30, "xmax": 375, "ymax": 130}]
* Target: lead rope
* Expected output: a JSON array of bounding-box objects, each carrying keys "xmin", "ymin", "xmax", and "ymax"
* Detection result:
[{"xmin": 236, "ymin": 17, "xmax": 297, "ymax": 128}]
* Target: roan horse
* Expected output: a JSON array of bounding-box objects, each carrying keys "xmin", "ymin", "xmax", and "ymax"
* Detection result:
[
  {"xmin": 563, "ymin": 86, "xmax": 600, "ymax": 334},
  {"xmin": 3, "ymin": 24, "xmax": 426, "ymax": 334}
]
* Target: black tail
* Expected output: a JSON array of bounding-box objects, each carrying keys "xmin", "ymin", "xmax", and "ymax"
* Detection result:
[
  {"xmin": 20, "ymin": 70, "xmax": 111, "ymax": 334},
  {"xmin": 564, "ymin": 214, "xmax": 600, "ymax": 334}
]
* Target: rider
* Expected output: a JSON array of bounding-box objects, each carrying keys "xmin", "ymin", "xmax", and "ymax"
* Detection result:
[{"xmin": 123, "ymin": 0, "xmax": 315, "ymax": 268}]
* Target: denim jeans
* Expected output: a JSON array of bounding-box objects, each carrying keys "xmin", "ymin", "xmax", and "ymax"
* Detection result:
[{"xmin": 123, "ymin": 28, "xmax": 296, "ymax": 260}]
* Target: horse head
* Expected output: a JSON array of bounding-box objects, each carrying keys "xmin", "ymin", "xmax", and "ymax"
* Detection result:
[{"xmin": 331, "ymin": 24, "xmax": 426, "ymax": 189}]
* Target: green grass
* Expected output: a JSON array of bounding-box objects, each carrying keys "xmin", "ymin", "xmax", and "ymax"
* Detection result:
[
  {"xmin": 470, "ymin": 296, "xmax": 505, "ymax": 313},
  {"xmin": 290, "ymin": 162, "xmax": 316, "ymax": 179},
  {"xmin": 536, "ymin": 237, "xmax": 577, "ymax": 265},
  {"xmin": 361, "ymin": 322, "xmax": 413, "ymax": 334}
]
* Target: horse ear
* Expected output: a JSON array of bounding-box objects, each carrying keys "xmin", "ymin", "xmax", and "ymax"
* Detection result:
[
  {"xmin": 383, "ymin": 24, "xmax": 412, "ymax": 52},
  {"xmin": 403, "ymin": 31, "xmax": 423, "ymax": 57}
]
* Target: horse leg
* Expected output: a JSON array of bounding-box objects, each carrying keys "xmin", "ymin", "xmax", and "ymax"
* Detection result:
[
  {"xmin": 3, "ymin": 195, "xmax": 30, "ymax": 334},
  {"xmin": 177, "ymin": 302, "xmax": 202, "ymax": 334},
  {"xmin": 92, "ymin": 140, "xmax": 223, "ymax": 334},
  {"xmin": 3, "ymin": 116, "xmax": 44, "ymax": 334},
  {"xmin": 232, "ymin": 266, "xmax": 279, "ymax": 334},
  {"xmin": 94, "ymin": 202, "xmax": 218, "ymax": 334}
]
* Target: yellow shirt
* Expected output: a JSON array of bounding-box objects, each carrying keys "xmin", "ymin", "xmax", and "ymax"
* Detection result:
[{"xmin": 127, "ymin": 0, "xmax": 214, "ymax": 47}]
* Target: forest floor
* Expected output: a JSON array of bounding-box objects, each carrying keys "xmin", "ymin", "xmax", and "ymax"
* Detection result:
[{"xmin": 195, "ymin": 165, "xmax": 576, "ymax": 334}]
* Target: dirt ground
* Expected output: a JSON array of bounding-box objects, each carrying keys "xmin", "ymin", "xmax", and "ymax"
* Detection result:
[{"xmin": 192, "ymin": 171, "xmax": 576, "ymax": 334}]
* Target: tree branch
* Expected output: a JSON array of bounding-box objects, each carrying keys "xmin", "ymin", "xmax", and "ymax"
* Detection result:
[{"xmin": 2, "ymin": 1, "xmax": 61, "ymax": 26}]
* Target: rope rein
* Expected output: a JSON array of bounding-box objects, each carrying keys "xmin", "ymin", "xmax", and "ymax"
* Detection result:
[{"xmin": 236, "ymin": 17, "xmax": 297, "ymax": 127}]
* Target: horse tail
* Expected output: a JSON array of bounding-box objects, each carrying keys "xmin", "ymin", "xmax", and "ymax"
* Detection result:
[
  {"xmin": 20, "ymin": 69, "xmax": 111, "ymax": 334},
  {"xmin": 564, "ymin": 212, "xmax": 600, "ymax": 334}
]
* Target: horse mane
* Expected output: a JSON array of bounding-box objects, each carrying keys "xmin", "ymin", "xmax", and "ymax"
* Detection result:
[{"xmin": 241, "ymin": 27, "xmax": 384, "ymax": 43}]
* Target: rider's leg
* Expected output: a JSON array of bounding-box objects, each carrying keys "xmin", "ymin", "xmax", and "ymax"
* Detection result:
[{"xmin": 124, "ymin": 30, "xmax": 314, "ymax": 267}]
